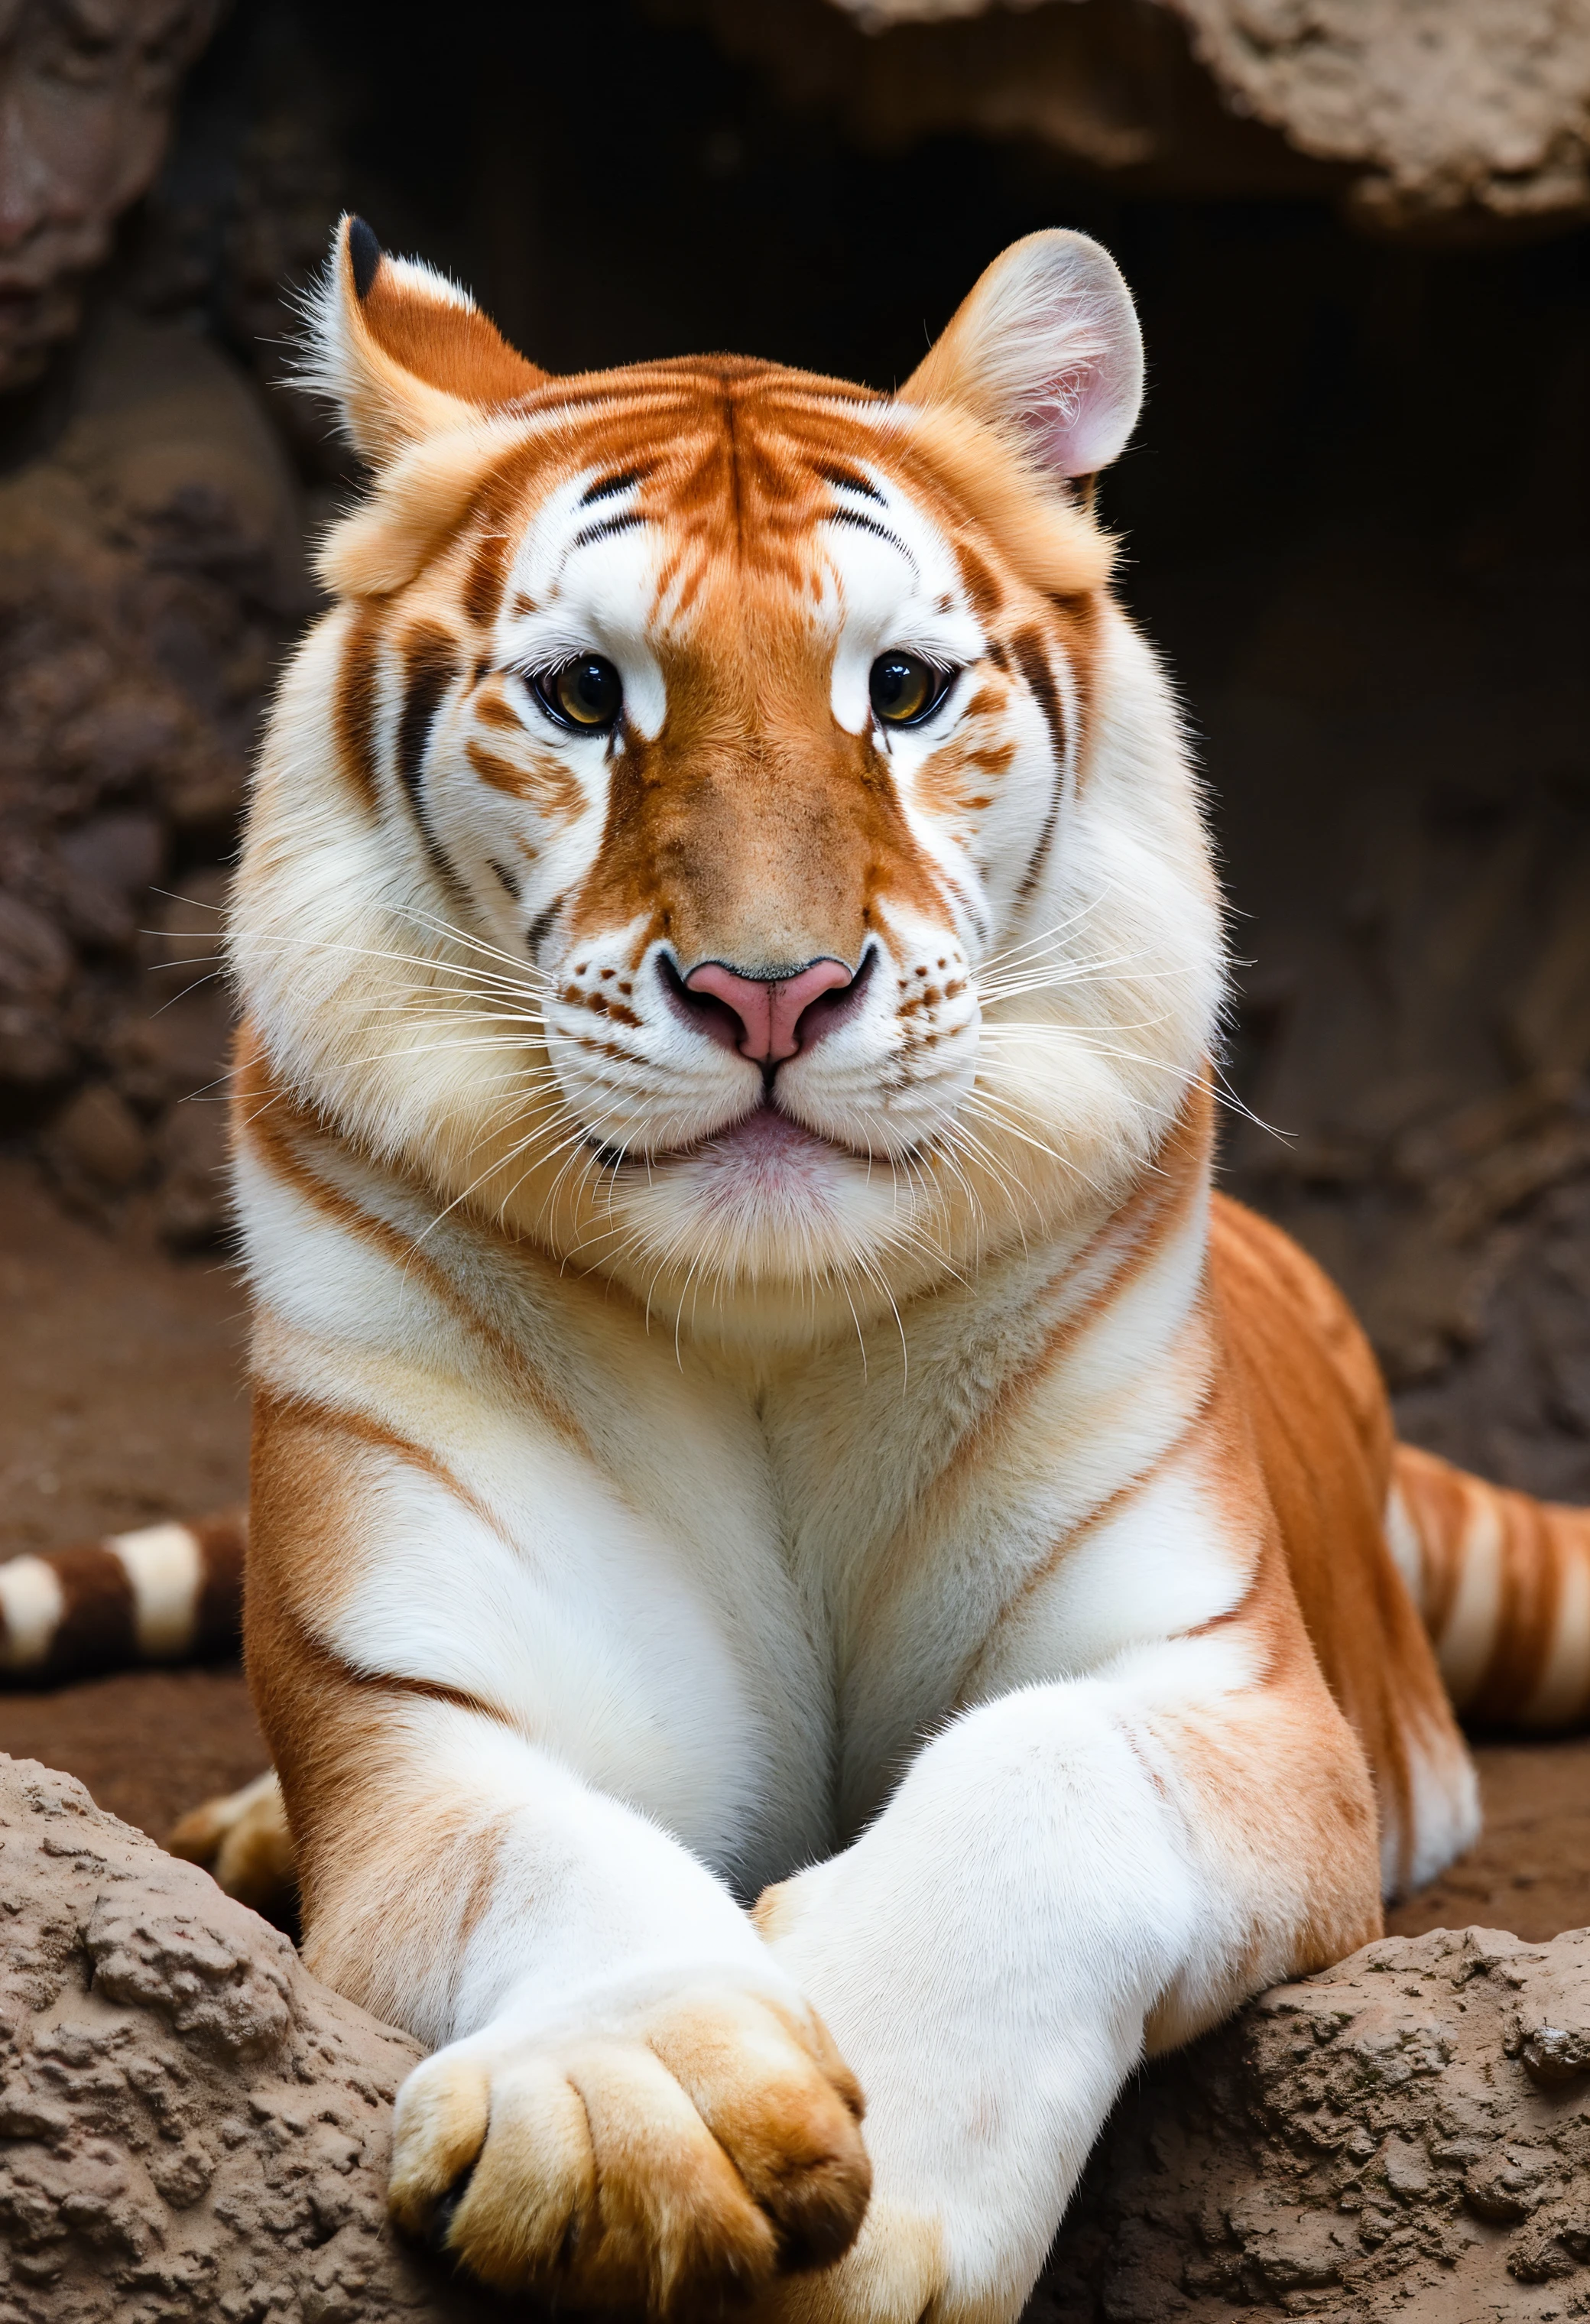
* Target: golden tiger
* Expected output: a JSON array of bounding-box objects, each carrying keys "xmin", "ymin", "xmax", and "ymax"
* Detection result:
[{"xmin": 175, "ymin": 215, "xmax": 1590, "ymax": 2323}]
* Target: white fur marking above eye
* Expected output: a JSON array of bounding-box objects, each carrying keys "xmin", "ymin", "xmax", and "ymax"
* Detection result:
[{"xmin": 501, "ymin": 474, "xmax": 669, "ymax": 742}]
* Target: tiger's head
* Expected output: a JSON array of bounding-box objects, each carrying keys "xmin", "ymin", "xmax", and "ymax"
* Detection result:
[{"xmin": 235, "ymin": 218, "xmax": 1223, "ymax": 1341}]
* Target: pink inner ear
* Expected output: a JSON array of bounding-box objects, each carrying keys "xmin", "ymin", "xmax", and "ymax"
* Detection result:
[
  {"xmin": 991, "ymin": 238, "xmax": 1144, "ymax": 479},
  {"xmin": 1032, "ymin": 361, "xmax": 1121, "ymax": 477},
  {"xmin": 1026, "ymin": 333, "xmax": 1141, "ymax": 478}
]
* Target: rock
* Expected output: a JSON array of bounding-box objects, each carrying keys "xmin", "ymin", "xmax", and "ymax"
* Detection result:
[
  {"xmin": 701, "ymin": 0, "xmax": 1590, "ymax": 236},
  {"xmin": 155, "ymin": 1102, "xmax": 230, "ymax": 1249},
  {"xmin": 1036, "ymin": 1924, "xmax": 1590, "ymax": 2321},
  {"xmin": 55, "ymin": 813, "xmax": 167, "ymax": 955},
  {"xmin": 0, "ymin": 1007, "xmax": 73, "ymax": 1093},
  {"xmin": 105, "ymin": 989, "xmax": 232, "ymax": 1119},
  {"xmin": 0, "ymin": 0, "xmax": 222, "ymax": 393},
  {"xmin": 145, "ymin": 872, "xmax": 231, "ymax": 976},
  {"xmin": 0, "ymin": 896, "xmax": 73, "ymax": 1009},
  {"xmin": 1169, "ymin": 0, "xmax": 1590, "ymax": 235},
  {"xmin": 686, "ymin": 0, "xmax": 1336, "ymax": 200},
  {"xmin": 42, "ymin": 1085, "xmax": 151, "ymax": 1196},
  {"xmin": 0, "ymin": 1754, "xmax": 493, "ymax": 2324},
  {"xmin": 0, "ymin": 310, "xmax": 298, "ymax": 1170}
]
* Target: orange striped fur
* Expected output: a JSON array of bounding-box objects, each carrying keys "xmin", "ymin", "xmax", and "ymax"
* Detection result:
[
  {"xmin": 1390, "ymin": 1442, "xmax": 1590, "ymax": 1728},
  {"xmin": 146, "ymin": 216, "xmax": 1590, "ymax": 2322}
]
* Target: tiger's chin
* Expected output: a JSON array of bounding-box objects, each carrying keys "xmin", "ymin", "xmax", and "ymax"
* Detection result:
[{"xmin": 586, "ymin": 1100, "xmax": 932, "ymax": 1302}]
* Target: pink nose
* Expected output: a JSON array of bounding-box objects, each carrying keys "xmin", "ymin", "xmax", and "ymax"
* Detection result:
[{"xmin": 683, "ymin": 958, "xmax": 855, "ymax": 1064}]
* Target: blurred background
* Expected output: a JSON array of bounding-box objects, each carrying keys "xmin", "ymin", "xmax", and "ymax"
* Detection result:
[{"xmin": 0, "ymin": 0, "xmax": 1587, "ymax": 1918}]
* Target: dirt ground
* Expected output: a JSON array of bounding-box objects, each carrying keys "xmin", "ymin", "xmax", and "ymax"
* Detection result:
[
  {"xmin": 0, "ymin": 1154, "xmax": 264, "ymax": 1836},
  {"xmin": 2, "ymin": 1149, "xmax": 1590, "ymax": 1942}
]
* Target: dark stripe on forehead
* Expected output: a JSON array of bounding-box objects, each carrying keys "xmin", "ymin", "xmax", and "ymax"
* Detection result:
[
  {"xmin": 955, "ymin": 543, "xmax": 1005, "ymax": 628},
  {"xmin": 581, "ymin": 468, "xmax": 645, "ymax": 505},
  {"xmin": 826, "ymin": 506, "xmax": 913, "ymax": 562},
  {"xmin": 335, "ymin": 609, "xmax": 382, "ymax": 813},
  {"xmin": 571, "ymin": 509, "xmax": 648, "ymax": 552},
  {"xmin": 397, "ymin": 624, "xmax": 470, "ymax": 902},
  {"xmin": 821, "ymin": 464, "xmax": 884, "ymax": 503},
  {"xmin": 453, "ymin": 440, "xmax": 553, "ymax": 628},
  {"xmin": 1011, "ymin": 626, "xmax": 1069, "ymax": 904}
]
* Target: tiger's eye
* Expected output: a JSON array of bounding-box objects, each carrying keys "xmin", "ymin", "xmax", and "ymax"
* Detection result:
[
  {"xmin": 869, "ymin": 651, "xmax": 946, "ymax": 726},
  {"xmin": 542, "ymin": 655, "xmax": 621, "ymax": 731}
]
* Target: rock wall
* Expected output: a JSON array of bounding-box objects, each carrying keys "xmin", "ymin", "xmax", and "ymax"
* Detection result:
[
  {"xmin": 1170, "ymin": 0, "xmax": 1590, "ymax": 232},
  {"xmin": 0, "ymin": 313, "xmax": 309, "ymax": 1245}
]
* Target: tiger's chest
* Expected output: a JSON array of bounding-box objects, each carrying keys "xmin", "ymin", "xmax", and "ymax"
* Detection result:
[{"xmin": 534, "ymin": 1212, "xmax": 1232, "ymax": 1863}]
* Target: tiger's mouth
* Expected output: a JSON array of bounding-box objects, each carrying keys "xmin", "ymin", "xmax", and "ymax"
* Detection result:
[{"xmin": 589, "ymin": 1100, "xmax": 879, "ymax": 1173}]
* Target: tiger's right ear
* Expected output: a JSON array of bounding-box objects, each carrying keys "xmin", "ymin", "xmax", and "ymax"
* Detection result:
[{"xmin": 299, "ymin": 216, "xmax": 547, "ymax": 465}]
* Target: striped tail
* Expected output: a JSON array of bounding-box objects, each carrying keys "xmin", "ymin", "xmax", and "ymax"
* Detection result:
[
  {"xmin": 1388, "ymin": 1445, "xmax": 1590, "ymax": 1730},
  {"xmin": 0, "ymin": 1510, "xmax": 245, "ymax": 1685}
]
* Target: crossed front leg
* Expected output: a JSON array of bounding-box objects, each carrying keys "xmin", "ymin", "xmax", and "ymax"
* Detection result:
[
  {"xmin": 285, "ymin": 1696, "xmax": 869, "ymax": 2313},
  {"xmin": 749, "ymin": 1643, "xmax": 1382, "ymax": 2324}
]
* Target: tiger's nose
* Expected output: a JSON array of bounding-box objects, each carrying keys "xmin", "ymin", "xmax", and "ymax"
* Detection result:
[{"xmin": 680, "ymin": 956, "xmax": 857, "ymax": 1064}]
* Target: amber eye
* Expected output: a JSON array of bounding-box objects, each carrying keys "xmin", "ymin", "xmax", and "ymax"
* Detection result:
[
  {"xmin": 869, "ymin": 651, "xmax": 950, "ymax": 726},
  {"xmin": 536, "ymin": 655, "xmax": 621, "ymax": 732}
]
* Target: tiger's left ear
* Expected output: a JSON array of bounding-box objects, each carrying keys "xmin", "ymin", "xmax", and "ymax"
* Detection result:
[
  {"xmin": 300, "ymin": 215, "xmax": 547, "ymax": 464},
  {"xmin": 904, "ymin": 230, "xmax": 1144, "ymax": 479}
]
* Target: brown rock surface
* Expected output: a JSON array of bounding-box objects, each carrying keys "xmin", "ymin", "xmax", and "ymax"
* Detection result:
[
  {"xmin": 0, "ymin": 1753, "xmax": 492, "ymax": 2324},
  {"xmin": 1037, "ymin": 1924, "xmax": 1590, "ymax": 2320},
  {"xmin": 1169, "ymin": 0, "xmax": 1590, "ymax": 232},
  {"xmin": 703, "ymin": 0, "xmax": 1590, "ymax": 233},
  {"xmin": 0, "ymin": 0, "xmax": 221, "ymax": 393}
]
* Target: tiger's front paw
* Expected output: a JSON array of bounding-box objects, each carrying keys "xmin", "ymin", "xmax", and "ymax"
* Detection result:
[{"xmin": 389, "ymin": 1982, "xmax": 871, "ymax": 2315}]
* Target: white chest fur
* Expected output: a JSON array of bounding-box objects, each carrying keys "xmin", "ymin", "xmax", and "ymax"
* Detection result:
[{"xmin": 244, "ymin": 1133, "xmax": 1244, "ymax": 1894}]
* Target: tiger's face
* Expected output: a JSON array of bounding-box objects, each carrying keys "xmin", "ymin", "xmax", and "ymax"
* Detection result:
[{"xmin": 238, "ymin": 221, "xmax": 1222, "ymax": 1331}]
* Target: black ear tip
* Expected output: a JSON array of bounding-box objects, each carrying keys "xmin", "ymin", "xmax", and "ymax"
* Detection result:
[{"xmin": 347, "ymin": 216, "xmax": 382, "ymax": 302}]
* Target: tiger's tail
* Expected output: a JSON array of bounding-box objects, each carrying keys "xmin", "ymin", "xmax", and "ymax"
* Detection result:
[
  {"xmin": 1389, "ymin": 1443, "xmax": 1590, "ymax": 1730},
  {"xmin": 0, "ymin": 1509, "xmax": 245, "ymax": 1685}
]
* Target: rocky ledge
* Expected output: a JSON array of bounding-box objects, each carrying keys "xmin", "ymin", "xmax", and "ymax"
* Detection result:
[
  {"xmin": 0, "ymin": 1755, "xmax": 488, "ymax": 2324},
  {"xmin": 2, "ymin": 1751, "xmax": 1588, "ymax": 2323},
  {"xmin": 1039, "ymin": 1925, "xmax": 1590, "ymax": 2321}
]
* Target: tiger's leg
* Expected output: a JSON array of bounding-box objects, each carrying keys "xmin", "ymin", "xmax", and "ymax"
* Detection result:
[
  {"xmin": 248, "ymin": 1401, "xmax": 870, "ymax": 2316},
  {"xmin": 753, "ymin": 1638, "xmax": 1381, "ymax": 2324}
]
